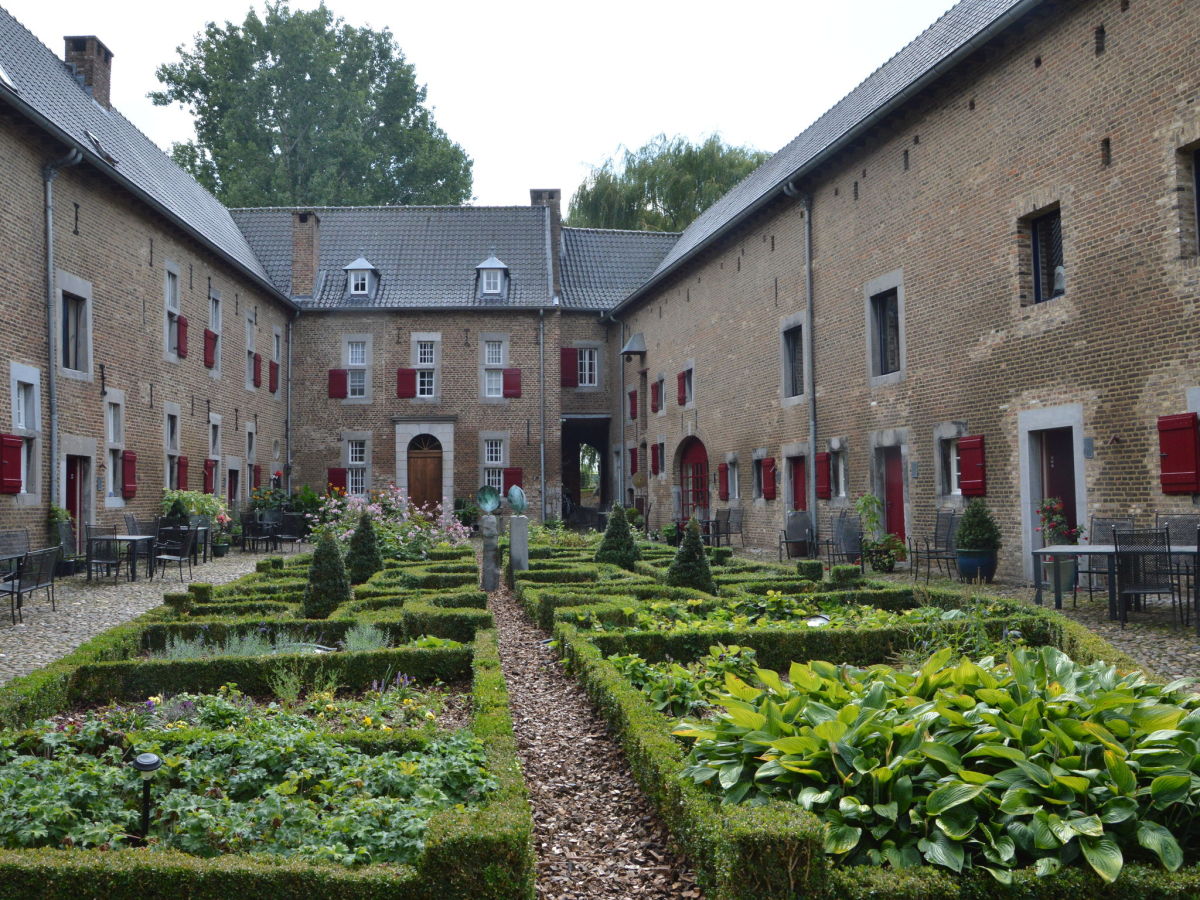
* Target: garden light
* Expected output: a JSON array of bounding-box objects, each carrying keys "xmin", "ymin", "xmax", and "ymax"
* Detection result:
[
  {"xmin": 805, "ymin": 614, "xmax": 830, "ymax": 628},
  {"xmin": 131, "ymin": 752, "xmax": 163, "ymax": 845}
]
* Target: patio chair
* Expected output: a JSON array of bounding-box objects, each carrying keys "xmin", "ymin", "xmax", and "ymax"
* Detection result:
[
  {"xmin": 1156, "ymin": 514, "xmax": 1200, "ymax": 624},
  {"xmin": 912, "ymin": 509, "xmax": 960, "ymax": 583},
  {"xmin": 779, "ymin": 510, "xmax": 814, "ymax": 561},
  {"xmin": 189, "ymin": 515, "xmax": 212, "ymax": 563},
  {"xmin": 704, "ymin": 508, "xmax": 730, "ymax": 547},
  {"xmin": 277, "ymin": 513, "xmax": 306, "ymax": 552},
  {"xmin": 0, "ymin": 529, "xmax": 30, "ymax": 565},
  {"xmin": 1115, "ymin": 528, "xmax": 1182, "ymax": 627},
  {"xmin": 725, "ymin": 507, "xmax": 745, "ymax": 546},
  {"xmin": 1073, "ymin": 516, "xmax": 1134, "ymax": 606},
  {"xmin": 0, "ymin": 547, "xmax": 60, "ymax": 624},
  {"xmin": 156, "ymin": 527, "xmax": 197, "ymax": 582},
  {"xmin": 85, "ymin": 524, "xmax": 124, "ymax": 582},
  {"xmin": 823, "ymin": 513, "xmax": 864, "ymax": 571}
]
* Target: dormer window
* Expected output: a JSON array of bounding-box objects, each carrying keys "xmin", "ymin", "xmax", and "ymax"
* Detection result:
[
  {"xmin": 343, "ymin": 256, "xmax": 378, "ymax": 299},
  {"xmin": 475, "ymin": 250, "xmax": 509, "ymax": 301}
]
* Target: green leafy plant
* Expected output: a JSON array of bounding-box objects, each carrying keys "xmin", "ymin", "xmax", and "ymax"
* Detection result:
[
  {"xmin": 956, "ymin": 498, "xmax": 1002, "ymax": 551},
  {"xmin": 47, "ymin": 504, "xmax": 71, "ymax": 525},
  {"xmin": 345, "ymin": 510, "xmax": 384, "ymax": 584},
  {"xmin": 665, "ymin": 517, "xmax": 717, "ymax": 594},
  {"xmin": 675, "ymin": 646, "xmax": 1200, "ymax": 884},
  {"xmin": 160, "ymin": 489, "xmax": 227, "ymax": 518},
  {"xmin": 594, "ymin": 504, "xmax": 641, "ymax": 570},
  {"xmin": 854, "ymin": 493, "xmax": 906, "ymax": 573},
  {"xmin": 660, "ymin": 523, "xmax": 680, "ymax": 546},
  {"xmin": 303, "ymin": 531, "xmax": 352, "ymax": 619}
]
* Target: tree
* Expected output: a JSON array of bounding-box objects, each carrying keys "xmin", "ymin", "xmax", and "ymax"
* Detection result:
[
  {"xmin": 594, "ymin": 504, "xmax": 641, "ymax": 571},
  {"xmin": 665, "ymin": 517, "xmax": 716, "ymax": 595},
  {"xmin": 566, "ymin": 134, "xmax": 770, "ymax": 232},
  {"xmin": 345, "ymin": 511, "xmax": 383, "ymax": 584},
  {"xmin": 151, "ymin": 2, "xmax": 472, "ymax": 208},
  {"xmin": 303, "ymin": 530, "xmax": 351, "ymax": 618}
]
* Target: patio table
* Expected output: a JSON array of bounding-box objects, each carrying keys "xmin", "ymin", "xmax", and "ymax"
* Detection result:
[{"xmin": 87, "ymin": 534, "xmax": 156, "ymax": 582}]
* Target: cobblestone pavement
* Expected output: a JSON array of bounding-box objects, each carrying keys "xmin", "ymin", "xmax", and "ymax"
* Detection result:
[{"xmin": 0, "ymin": 549, "xmax": 284, "ymax": 685}]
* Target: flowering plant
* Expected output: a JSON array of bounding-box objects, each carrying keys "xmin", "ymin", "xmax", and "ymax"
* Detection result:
[
  {"xmin": 308, "ymin": 483, "xmax": 471, "ymax": 560},
  {"xmin": 1036, "ymin": 497, "xmax": 1084, "ymax": 545}
]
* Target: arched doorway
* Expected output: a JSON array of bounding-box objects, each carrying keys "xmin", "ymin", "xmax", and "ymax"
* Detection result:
[
  {"xmin": 678, "ymin": 437, "xmax": 709, "ymax": 523},
  {"xmin": 407, "ymin": 434, "xmax": 443, "ymax": 511}
]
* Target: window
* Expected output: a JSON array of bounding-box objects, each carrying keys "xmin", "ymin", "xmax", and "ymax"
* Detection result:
[
  {"xmin": 727, "ymin": 459, "xmax": 740, "ymax": 500},
  {"xmin": 412, "ymin": 333, "xmax": 440, "ymax": 400},
  {"xmin": 244, "ymin": 315, "xmax": 256, "ymax": 390},
  {"xmin": 831, "ymin": 450, "xmax": 848, "ymax": 498},
  {"xmin": 484, "ymin": 437, "xmax": 504, "ymax": 488},
  {"xmin": 578, "ymin": 348, "xmax": 598, "ymax": 387},
  {"xmin": 350, "ymin": 270, "xmax": 368, "ymax": 295},
  {"xmin": 207, "ymin": 290, "xmax": 222, "ymax": 373},
  {"xmin": 165, "ymin": 268, "xmax": 181, "ymax": 357},
  {"xmin": 418, "ymin": 370, "xmax": 435, "ymax": 398},
  {"xmin": 14, "ymin": 383, "xmax": 32, "ymax": 432},
  {"xmin": 105, "ymin": 399, "xmax": 123, "ymax": 499},
  {"xmin": 678, "ymin": 367, "xmax": 694, "ymax": 406},
  {"xmin": 62, "ymin": 292, "xmax": 87, "ymax": 372},
  {"xmin": 10, "ymin": 365, "xmax": 40, "ymax": 497},
  {"xmin": 482, "ymin": 269, "xmax": 501, "ymax": 295},
  {"xmin": 1031, "ymin": 208, "xmax": 1064, "ymax": 302},
  {"xmin": 485, "ymin": 370, "xmax": 503, "ymax": 397},
  {"xmin": 348, "ymin": 339, "xmax": 367, "ymax": 398},
  {"xmin": 753, "ymin": 459, "xmax": 764, "ymax": 499},
  {"xmin": 246, "ymin": 428, "xmax": 256, "ymax": 463},
  {"xmin": 347, "ymin": 439, "xmax": 366, "ymax": 494},
  {"xmin": 481, "ymin": 335, "xmax": 508, "ymax": 399},
  {"xmin": 209, "ymin": 417, "xmax": 221, "ymax": 459},
  {"xmin": 655, "ymin": 374, "xmax": 665, "ymax": 412},
  {"xmin": 870, "ymin": 289, "xmax": 900, "ymax": 377},
  {"xmin": 940, "ymin": 438, "xmax": 962, "ymax": 496},
  {"xmin": 417, "ymin": 341, "xmax": 435, "ymax": 367},
  {"xmin": 273, "ymin": 331, "xmax": 282, "ymax": 363},
  {"xmin": 166, "ymin": 408, "xmax": 181, "ymax": 490},
  {"xmin": 484, "ymin": 340, "xmax": 503, "ymax": 367},
  {"xmin": 783, "ymin": 325, "xmax": 804, "ymax": 397}
]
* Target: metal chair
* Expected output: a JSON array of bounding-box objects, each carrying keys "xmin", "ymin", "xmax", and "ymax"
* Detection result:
[
  {"xmin": 704, "ymin": 508, "xmax": 730, "ymax": 547},
  {"xmin": 156, "ymin": 527, "xmax": 197, "ymax": 582},
  {"xmin": 1073, "ymin": 516, "xmax": 1134, "ymax": 606},
  {"xmin": 0, "ymin": 529, "xmax": 30, "ymax": 564},
  {"xmin": 276, "ymin": 513, "xmax": 306, "ymax": 552},
  {"xmin": 85, "ymin": 524, "xmax": 124, "ymax": 582},
  {"xmin": 0, "ymin": 547, "xmax": 59, "ymax": 624},
  {"xmin": 779, "ymin": 510, "xmax": 814, "ymax": 561},
  {"xmin": 55, "ymin": 520, "xmax": 85, "ymax": 574},
  {"xmin": 1157, "ymin": 515, "xmax": 1200, "ymax": 623},
  {"xmin": 823, "ymin": 513, "xmax": 864, "ymax": 570},
  {"xmin": 913, "ymin": 510, "xmax": 961, "ymax": 583},
  {"xmin": 725, "ymin": 507, "xmax": 745, "ymax": 546},
  {"xmin": 1115, "ymin": 528, "xmax": 1183, "ymax": 627}
]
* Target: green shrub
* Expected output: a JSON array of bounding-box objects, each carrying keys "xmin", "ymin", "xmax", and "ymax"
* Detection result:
[
  {"xmin": 957, "ymin": 498, "xmax": 1002, "ymax": 551},
  {"xmin": 829, "ymin": 564, "xmax": 863, "ymax": 587},
  {"xmin": 163, "ymin": 592, "xmax": 193, "ymax": 616},
  {"xmin": 345, "ymin": 511, "xmax": 384, "ymax": 584},
  {"xmin": 594, "ymin": 505, "xmax": 641, "ymax": 570},
  {"xmin": 797, "ymin": 560, "xmax": 824, "ymax": 582},
  {"xmin": 188, "ymin": 583, "xmax": 214, "ymax": 603},
  {"xmin": 665, "ymin": 518, "xmax": 716, "ymax": 595},
  {"xmin": 302, "ymin": 532, "xmax": 351, "ymax": 619}
]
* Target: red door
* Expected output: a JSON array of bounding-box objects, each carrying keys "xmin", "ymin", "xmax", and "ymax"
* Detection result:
[
  {"xmin": 789, "ymin": 457, "xmax": 806, "ymax": 510},
  {"xmin": 882, "ymin": 447, "xmax": 905, "ymax": 542},
  {"xmin": 227, "ymin": 468, "xmax": 239, "ymax": 509},
  {"xmin": 65, "ymin": 457, "xmax": 80, "ymax": 523},
  {"xmin": 1041, "ymin": 428, "xmax": 1076, "ymax": 534},
  {"xmin": 679, "ymin": 438, "xmax": 709, "ymax": 523}
]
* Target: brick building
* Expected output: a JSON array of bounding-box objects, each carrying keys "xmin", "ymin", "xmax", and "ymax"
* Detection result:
[{"xmin": 3, "ymin": 0, "xmax": 1199, "ymax": 581}]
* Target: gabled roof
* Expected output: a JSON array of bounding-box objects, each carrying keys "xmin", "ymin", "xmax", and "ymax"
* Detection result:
[
  {"xmin": 560, "ymin": 227, "xmax": 680, "ymax": 311},
  {"xmin": 231, "ymin": 205, "xmax": 553, "ymax": 309},
  {"xmin": 0, "ymin": 7, "xmax": 289, "ymax": 306},
  {"xmin": 614, "ymin": 0, "xmax": 1041, "ymax": 313}
]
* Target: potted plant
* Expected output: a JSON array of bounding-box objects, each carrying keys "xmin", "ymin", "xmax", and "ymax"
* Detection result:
[
  {"xmin": 854, "ymin": 493, "xmax": 906, "ymax": 573},
  {"xmin": 955, "ymin": 498, "xmax": 1002, "ymax": 582},
  {"xmin": 211, "ymin": 513, "xmax": 232, "ymax": 558},
  {"xmin": 1036, "ymin": 497, "xmax": 1083, "ymax": 591}
]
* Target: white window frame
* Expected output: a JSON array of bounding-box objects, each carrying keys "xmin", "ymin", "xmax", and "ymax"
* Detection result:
[
  {"xmin": 342, "ymin": 431, "xmax": 371, "ymax": 496},
  {"xmin": 655, "ymin": 374, "xmax": 665, "ymax": 413},
  {"xmin": 831, "ymin": 449, "xmax": 848, "ymax": 499},
  {"xmin": 209, "ymin": 413, "xmax": 222, "ymax": 461},
  {"xmin": 164, "ymin": 402, "xmax": 181, "ymax": 491},
  {"xmin": 864, "ymin": 270, "xmax": 906, "ymax": 387},
  {"xmin": 727, "ymin": 458, "xmax": 740, "ymax": 501},
  {"xmin": 244, "ymin": 313, "xmax": 258, "ymax": 391},
  {"xmin": 10, "ymin": 363, "xmax": 41, "ymax": 501},
  {"xmin": 578, "ymin": 347, "xmax": 598, "ymax": 387},
  {"xmin": 104, "ymin": 389, "xmax": 126, "ymax": 508},
  {"xmin": 273, "ymin": 327, "xmax": 283, "ymax": 364},
  {"xmin": 208, "ymin": 289, "xmax": 222, "ymax": 377},
  {"xmin": 480, "ymin": 333, "xmax": 508, "ymax": 402},
  {"xmin": 408, "ymin": 332, "xmax": 440, "ymax": 402},
  {"xmin": 752, "ymin": 458, "xmax": 764, "ymax": 500},
  {"xmin": 482, "ymin": 269, "xmax": 502, "ymax": 295},
  {"xmin": 350, "ymin": 270, "xmax": 368, "ymax": 295},
  {"xmin": 341, "ymin": 334, "xmax": 373, "ymax": 404},
  {"xmin": 484, "ymin": 340, "xmax": 503, "ymax": 367},
  {"xmin": 164, "ymin": 262, "xmax": 182, "ymax": 362},
  {"xmin": 57, "ymin": 270, "xmax": 93, "ymax": 380},
  {"xmin": 481, "ymin": 432, "xmax": 507, "ymax": 490}
]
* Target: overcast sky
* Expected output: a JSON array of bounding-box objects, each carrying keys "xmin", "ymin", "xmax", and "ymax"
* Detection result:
[{"xmin": 8, "ymin": 0, "xmax": 957, "ymax": 208}]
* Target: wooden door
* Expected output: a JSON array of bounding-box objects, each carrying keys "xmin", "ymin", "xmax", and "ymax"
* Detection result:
[
  {"xmin": 227, "ymin": 469, "xmax": 239, "ymax": 509},
  {"xmin": 679, "ymin": 438, "xmax": 709, "ymax": 523},
  {"xmin": 789, "ymin": 456, "xmax": 806, "ymax": 510},
  {"xmin": 882, "ymin": 447, "xmax": 906, "ymax": 542},
  {"xmin": 408, "ymin": 435, "xmax": 443, "ymax": 511},
  {"xmin": 65, "ymin": 456, "xmax": 81, "ymax": 523},
  {"xmin": 1040, "ymin": 427, "xmax": 1077, "ymax": 531}
]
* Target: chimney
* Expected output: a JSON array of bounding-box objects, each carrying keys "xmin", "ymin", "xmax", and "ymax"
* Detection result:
[
  {"xmin": 530, "ymin": 188, "xmax": 562, "ymax": 299},
  {"xmin": 291, "ymin": 210, "xmax": 321, "ymax": 298},
  {"xmin": 63, "ymin": 36, "xmax": 113, "ymax": 109}
]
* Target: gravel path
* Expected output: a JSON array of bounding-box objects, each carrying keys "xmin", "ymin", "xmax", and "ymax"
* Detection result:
[
  {"xmin": 488, "ymin": 582, "xmax": 702, "ymax": 900},
  {"xmin": 0, "ymin": 549, "xmax": 283, "ymax": 685}
]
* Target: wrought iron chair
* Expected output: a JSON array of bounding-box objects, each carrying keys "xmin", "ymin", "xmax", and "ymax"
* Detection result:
[
  {"xmin": 156, "ymin": 527, "xmax": 197, "ymax": 582},
  {"xmin": 1072, "ymin": 516, "xmax": 1134, "ymax": 606},
  {"xmin": 0, "ymin": 529, "xmax": 30, "ymax": 566},
  {"xmin": 704, "ymin": 508, "xmax": 730, "ymax": 546},
  {"xmin": 276, "ymin": 513, "xmax": 306, "ymax": 552},
  {"xmin": 911, "ymin": 509, "xmax": 960, "ymax": 583},
  {"xmin": 779, "ymin": 510, "xmax": 814, "ymax": 561},
  {"xmin": 85, "ymin": 524, "xmax": 124, "ymax": 582},
  {"xmin": 55, "ymin": 519, "xmax": 85, "ymax": 575},
  {"xmin": 0, "ymin": 547, "xmax": 60, "ymax": 624},
  {"xmin": 1156, "ymin": 515, "xmax": 1200, "ymax": 624},
  {"xmin": 1115, "ymin": 528, "xmax": 1183, "ymax": 627},
  {"xmin": 823, "ymin": 512, "xmax": 864, "ymax": 571},
  {"xmin": 725, "ymin": 507, "xmax": 745, "ymax": 546}
]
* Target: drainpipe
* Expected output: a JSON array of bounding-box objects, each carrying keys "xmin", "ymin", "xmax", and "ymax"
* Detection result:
[
  {"xmin": 785, "ymin": 187, "xmax": 818, "ymax": 542},
  {"xmin": 285, "ymin": 310, "xmax": 297, "ymax": 494},
  {"xmin": 538, "ymin": 307, "xmax": 548, "ymax": 522},
  {"xmin": 43, "ymin": 148, "xmax": 83, "ymax": 509},
  {"xmin": 615, "ymin": 317, "xmax": 626, "ymax": 508}
]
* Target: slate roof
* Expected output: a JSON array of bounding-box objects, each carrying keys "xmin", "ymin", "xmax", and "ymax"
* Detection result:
[
  {"xmin": 615, "ymin": 0, "xmax": 1038, "ymax": 312},
  {"xmin": 230, "ymin": 206, "xmax": 554, "ymax": 309},
  {"xmin": 0, "ymin": 7, "xmax": 285, "ymax": 301},
  {"xmin": 560, "ymin": 227, "xmax": 680, "ymax": 311}
]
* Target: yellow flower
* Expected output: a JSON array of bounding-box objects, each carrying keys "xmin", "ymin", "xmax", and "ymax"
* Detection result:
[
  {"xmin": 148, "ymin": 695, "xmax": 163, "ymax": 705},
  {"xmin": 424, "ymin": 711, "xmax": 435, "ymax": 720},
  {"xmin": 380, "ymin": 725, "xmax": 392, "ymax": 732},
  {"xmin": 403, "ymin": 698, "xmax": 413, "ymax": 705},
  {"xmin": 325, "ymin": 703, "xmax": 336, "ymax": 711},
  {"xmin": 361, "ymin": 716, "xmax": 373, "ymax": 726}
]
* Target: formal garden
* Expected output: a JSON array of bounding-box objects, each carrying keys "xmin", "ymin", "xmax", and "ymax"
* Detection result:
[{"xmin": 2, "ymin": 497, "xmax": 1200, "ymax": 898}]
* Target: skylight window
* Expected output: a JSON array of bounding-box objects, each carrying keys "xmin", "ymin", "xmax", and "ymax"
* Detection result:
[
  {"xmin": 0, "ymin": 62, "xmax": 16, "ymax": 92},
  {"xmin": 84, "ymin": 129, "xmax": 118, "ymax": 166}
]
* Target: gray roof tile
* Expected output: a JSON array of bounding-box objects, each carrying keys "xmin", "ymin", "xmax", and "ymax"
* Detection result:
[
  {"xmin": 626, "ymin": 0, "xmax": 1034, "ymax": 306},
  {"xmin": 0, "ymin": 7, "xmax": 280, "ymax": 296},
  {"xmin": 560, "ymin": 227, "xmax": 679, "ymax": 311},
  {"xmin": 230, "ymin": 206, "xmax": 554, "ymax": 309}
]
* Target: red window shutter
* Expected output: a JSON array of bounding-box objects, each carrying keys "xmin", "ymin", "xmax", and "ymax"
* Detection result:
[
  {"xmin": 957, "ymin": 434, "xmax": 987, "ymax": 496},
  {"xmin": 503, "ymin": 368, "xmax": 522, "ymax": 398},
  {"xmin": 269, "ymin": 360, "xmax": 280, "ymax": 394},
  {"xmin": 396, "ymin": 367, "xmax": 417, "ymax": 398},
  {"xmin": 203, "ymin": 458, "xmax": 216, "ymax": 494},
  {"xmin": 253, "ymin": 352, "xmax": 262, "ymax": 387},
  {"xmin": 628, "ymin": 389, "xmax": 638, "ymax": 420},
  {"xmin": 177, "ymin": 455, "xmax": 189, "ymax": 491},
  {"xmin": 650, "ymin": 444, "xmax": 660, "ymax": 475},
  {"xmin": 121, "ymin": 450, "xmax": 137, "ymax": 500},
  {"xmin": 253, "ymin": 464, "xmax": 262, "ymax": 489},
  {"xmin": 328, "ymin": 369, "xmax": 348, "ymax": 399},
  {"xmin": 761, "ymin": 457, "xmax": 777, "ymax": 500},
  {"xmin": 650, "ymin": 382, "xmax": 660, "ymax": 413},
  {"xmin": 560, "ymin": 348, "xmax": 578, "ymax": 388},
  {"xmin": 502, "ymin": 467, "xmax": 523, "ymax": 492},
  {"xmin": 627, "ymin": 447, "xmax": 638, "ymax": 475},
  {"xmin": 815, "ymin": 452, "xmax": 832, "ymax": 500},
  {"xmin": 203, "ymin": 329, "xmax": 217, "ymax": 368},
  {"xmin": 177, "ymin": 316, "xmax": 189, "ymax": 359},
  {"xmin": 677, "ymin": 371, "xmax": 687, "ymax": 406},
  {"xmin": 718, "ymin": 462, "xmax": 729, "ymax": 501},
  {"xmin": 1158, "ymin": 413, "xmax": 1200, "ymax": 494},
  {"xmin": 0, "ymin": 434, "xmax": 23, "ymax": 494},
  {"xmin": 327, "ymin": 467, "xmax": 348, "ymax": 493}
]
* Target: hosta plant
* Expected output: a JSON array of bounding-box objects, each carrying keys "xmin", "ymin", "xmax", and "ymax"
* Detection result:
[
  {"xmin": 608, "ymin": 644, "xmax": 760, "ymax": 717},
  {"xmin": 674, "ymin": 646, "xmax": 1200, "ymax": 884}
]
